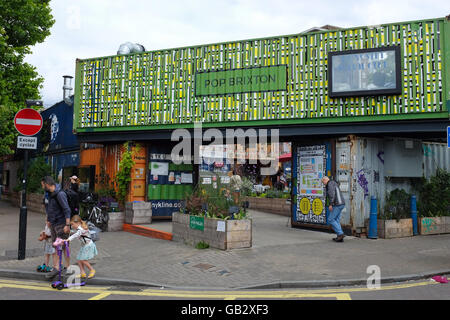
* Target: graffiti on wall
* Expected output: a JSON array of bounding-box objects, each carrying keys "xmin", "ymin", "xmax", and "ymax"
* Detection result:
[{"xmin": 357, "ymin": 169, "xmax": 369, "ymax": 198}]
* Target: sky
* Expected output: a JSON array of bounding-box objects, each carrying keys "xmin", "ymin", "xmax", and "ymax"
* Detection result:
[{"xmin": 24, "ymin": 0, "xmax": 449, "ymax": 107}]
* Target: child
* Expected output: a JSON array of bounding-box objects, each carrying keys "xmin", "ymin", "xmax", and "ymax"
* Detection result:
[
  {"xmin": 37, "ymin": 225, "xmax": 55, "ymax": 272},
  {"xmin": 64, "ymin": 215, "xmax": 98, "ymax": 279}
]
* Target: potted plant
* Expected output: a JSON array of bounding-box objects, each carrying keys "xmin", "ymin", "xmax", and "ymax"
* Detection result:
[
  {"xmin": 416, "ymin": 169, "xmax": 450, "ymax": 235},
  {"xmin": 378, "ymin": 188, "xmax": 413, "ymax": 238},
  {"xmin": 172, "ymin": 184, "xmax": 252, "ymax": 250}
]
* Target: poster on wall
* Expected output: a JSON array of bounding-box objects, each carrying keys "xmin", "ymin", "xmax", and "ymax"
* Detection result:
[{"xmin": 296, "ymin": 145, "xmax": 327, "ymax": 225}]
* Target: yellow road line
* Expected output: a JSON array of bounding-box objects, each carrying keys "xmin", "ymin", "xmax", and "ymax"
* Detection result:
[
  {"xmin": 0, "ymin": 279, "xmax": 437, "ymax": 300},
  {"xmin": 0, "ymin": 279, "xmax": 111, "ymax": 291},
  {"xmin": 141, "ymin": 280, "xmax": 437, "ymax": 296},
  {"xmin": 89, "ymin": 292, "xmax": 112, "ymax": 300}
]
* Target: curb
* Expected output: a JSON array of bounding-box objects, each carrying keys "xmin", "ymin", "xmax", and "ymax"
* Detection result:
[{"xmin": 1, "ymin": 268, "xmax": 449, "ymax": 290}]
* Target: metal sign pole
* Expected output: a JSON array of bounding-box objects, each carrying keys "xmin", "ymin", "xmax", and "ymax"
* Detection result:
[
  {"xmin": 17, "ymin": 100, "xmax": 42, "ymax": 260},
  {"xmin": 18, "ymin": 148, "xmax": 28, "ymax": 260}
]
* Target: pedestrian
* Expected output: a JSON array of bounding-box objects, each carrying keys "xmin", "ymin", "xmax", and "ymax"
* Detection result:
[
  {"xmin": 230, "ymin": 167, "xmax": 243, "ymax": 205},
  {"xmin": 64, "ymin": 215, "xmax": 97, "ymax": 279},
  {"xmin": 41, "ymin": 176, "xmax": 72, "ymax": 280},
  {"xmin": 322, "ymin": 176, "xmax": 346, "ymax": 242},
  {"xmin": 65, "ymin": 175, "xmax": 80, "ymax": 217},
  {"xmin": 69, "ymin": 175, "xmax": 80, "ymax": 193},
  {"xmin": 36, "ymin": 179, "xmax": 55, "ymax": 273},
  {"xmin": 36, "ymin": 225, "xmax": 54, "ymax": 272}
]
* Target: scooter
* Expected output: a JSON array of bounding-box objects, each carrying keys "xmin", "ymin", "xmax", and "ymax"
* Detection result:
[{"xmin": 51, "ymin": 238, "xmax": 87, "ymax": 290}]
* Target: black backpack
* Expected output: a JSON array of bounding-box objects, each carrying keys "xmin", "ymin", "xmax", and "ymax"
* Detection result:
[
  {"xmin": 65, "ymin": 188, "xmax": 80, "ymax": 217},
  {"xmin": 54, "ymin": 188, "xmax": 80, "ymax": 217}
]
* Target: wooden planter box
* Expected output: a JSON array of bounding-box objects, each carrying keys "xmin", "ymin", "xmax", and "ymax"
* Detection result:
[
  {"xmin": 377, "ymin": 219, "xmax": 413, "ymax": 239},
  {"xmin": 107, "ymin": 211, "xmax": 125, "ymax": 232},
  {"xmin": 172, "ymin": 212, "xmax": 252, "ymax": 250},
  {"xmin": 245, "ymin": 196, "xmax": 291, "ymax": 216},
  {"xmin": 125, "ymin": 201, "xmax": 152, "ymax": 225},
  {"xmin": 418, "ymin": 216, "xmax": 450, "ymax": 235}
]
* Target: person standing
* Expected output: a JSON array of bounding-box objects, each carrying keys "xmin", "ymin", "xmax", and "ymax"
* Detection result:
[
  {"xmin": 41, "ymin": 176, "xmax": 72, "ymax": 279},
  {"xmin": 230, "ymin": 167, "xmax": 243, "ymax": 205},
  {"xmin": 322, "ymin": 176, "xmax": 346, "ymax": 242}
]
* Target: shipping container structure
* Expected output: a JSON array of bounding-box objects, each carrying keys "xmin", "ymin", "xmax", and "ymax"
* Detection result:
[{"xmin": 73, "ymin": 16, "xmax": 450, "ymax": 234}]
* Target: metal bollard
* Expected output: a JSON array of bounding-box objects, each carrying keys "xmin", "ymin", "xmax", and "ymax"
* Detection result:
[
  {"xmin": 411, "ymin": 195, "xmax": 418, "ymax": 236},
  {"xmin": 368, "ymin": 196, "xmax": 378, "ymax": 239}
]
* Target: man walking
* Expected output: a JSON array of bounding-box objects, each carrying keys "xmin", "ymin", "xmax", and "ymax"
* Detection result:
[
  {"xmin": 41, "ymin": 176, "xmax": 72, "ymax": 279},
  {"xmin": 322, "ymin": 176, "xmax": 346, "ymax": 242}
]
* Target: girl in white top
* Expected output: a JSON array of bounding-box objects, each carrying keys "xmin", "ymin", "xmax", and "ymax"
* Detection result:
[{"xmin": 64, "ymin": 215, "xmax": 98, "ymax": 279}]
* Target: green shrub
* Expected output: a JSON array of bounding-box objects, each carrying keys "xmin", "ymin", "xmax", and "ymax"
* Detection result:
[
  {"xmin": 16, "ymin": 157, "xmax": 52, "ymax": 193},
  {"xmin": 383, "ymin": 188, "xmax": 411, "ymax": 221},
  {"xmin": 195, "ymin": 241, "xmax": 209, "ymax": 249},
  {"xmin": 417, "ymin": 168, "xmax": 450, "ymax": 217}
]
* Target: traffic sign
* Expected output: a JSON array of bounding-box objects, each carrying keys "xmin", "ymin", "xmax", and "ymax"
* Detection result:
[
  {"xmin": 17, "ymin": 136, "xmax": 37, "ymax": 150},
  {"xmin": 448, "ymin": 126, "xmax": 450, "ymax": 148},
  {"xmin": 14, "ymin": 108, "xmax": 43, "ymax": 136}
]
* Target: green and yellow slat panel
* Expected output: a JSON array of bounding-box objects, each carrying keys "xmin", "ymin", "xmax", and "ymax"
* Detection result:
[{"xmin": 76, "ymin": 18, "xmax": 447, "ymax": 131}]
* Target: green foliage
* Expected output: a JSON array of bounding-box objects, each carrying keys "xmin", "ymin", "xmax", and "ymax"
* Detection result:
[
  {"xmin": 417, "ymin": 168, "xmax": 450, "ymax": 217},
  {"xmin": 240, "ymin": 177, "xmax": 253, "ymax": 197},
  {"xmin": 115, "ymin": 142, "xmax": 135, "ymax": 205},
  {"xmin": 183, "ymin": 182, "xmax": 248, "ymax": 220},
  {"xmin": 0, "ymin": 0, "xmax": 55, "ymax": 156},
  {"xmin": 15, "ymin": 156, "xmax": 51, "ymax": 193},
  {"xmin": 195, "ymin": 241, "xmax": 210, "ymax": 249},
  {"xmin": 382, "ymin": 188, "xmax": 411, "ymax": 221}
]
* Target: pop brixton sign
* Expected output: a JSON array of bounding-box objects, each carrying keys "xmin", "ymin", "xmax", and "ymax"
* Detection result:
[{"xmin": 195, "ymin": 65, "xmax": 287, "ymax": 96}]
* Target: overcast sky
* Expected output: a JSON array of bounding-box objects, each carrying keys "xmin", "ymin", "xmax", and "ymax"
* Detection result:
[{"xmin": 24, "ymin": 0, "xmax": 449, "ymax": 107}]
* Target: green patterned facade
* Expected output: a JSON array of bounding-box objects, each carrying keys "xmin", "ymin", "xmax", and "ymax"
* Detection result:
[{"xmin": 74, "ymin": 17, "xmax": 449, "ymax": 133}]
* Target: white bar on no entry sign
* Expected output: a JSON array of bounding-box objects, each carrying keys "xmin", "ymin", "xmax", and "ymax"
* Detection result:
[
  {"xmin": 17, "ymin": 136, "xmax": 37, "ymax": 149},
  {"xmin": 16, "ymin": 118, "xmax": 41, "ymax": 126}
]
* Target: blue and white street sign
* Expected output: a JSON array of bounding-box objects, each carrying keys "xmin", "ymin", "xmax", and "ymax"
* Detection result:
[{"xmin": 448, "ymin": 126, "xmax": 450, "ymax": 148}]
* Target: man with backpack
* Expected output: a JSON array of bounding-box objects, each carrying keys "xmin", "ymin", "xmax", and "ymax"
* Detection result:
[{"xmin": 41, "ymin": 176, "xmax": 72, "ymax": 279}]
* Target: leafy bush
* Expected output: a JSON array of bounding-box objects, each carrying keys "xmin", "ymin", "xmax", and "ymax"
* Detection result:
[
  {"xmin": 383, "ymin": 188, "xmax": 411, "ymax": 221},
  {"xmin": 195, "ymin": 241, "xmax": 210, "ymax": 249},
  {"xmin": 15, "ymin": 157, "xmax": 52, "ymax": 193},
  {"xmin": 417, "ymin": 168, "xmax": 450, "ymax": 217},
  {"xmin": 240, "ymin": 177, "xmax": 254, "ymax": 197},
  {"xmin": 183, "ymin": 183, "xmax": 248, "ymax": 220}
]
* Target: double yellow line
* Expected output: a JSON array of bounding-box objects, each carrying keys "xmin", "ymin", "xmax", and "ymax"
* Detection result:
[{"xmin": 0, "ymin": 278, "xmax": 437, "ymax": 300}]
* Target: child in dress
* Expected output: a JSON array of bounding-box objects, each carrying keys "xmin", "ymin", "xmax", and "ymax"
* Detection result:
[
  {"xmin": 37, "ymin": 225, "xmax": 55, "ymax": 272},
  {"xmin": 64, "ymin": 215, "xmax": 98, "ymax": 279}
]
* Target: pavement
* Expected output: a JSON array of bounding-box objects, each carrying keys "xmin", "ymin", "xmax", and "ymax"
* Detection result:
[{"xmin": 0, "ymin": 199, "xmax": 449, "ymax": 290}]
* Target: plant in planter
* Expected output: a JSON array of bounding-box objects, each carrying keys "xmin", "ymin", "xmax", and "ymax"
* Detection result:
[
  {"xmin": 382, "ymin": 188, "xmax": 411, "ymax": 221},
  {"xmin": 174, "ymin": 182, "xmax": 252, "ymax": 250},
  {"xmin": 415, "ymin": 169, "xmax": 450, "ymax": 235},
  {"xmin": 378, "ymin": 188, "xmax": 413, "ymax": 238}
]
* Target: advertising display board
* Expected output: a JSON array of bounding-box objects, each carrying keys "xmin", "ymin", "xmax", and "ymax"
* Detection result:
[{"xmin": 295, "ymin": 145, "xmax": 327, "ymax": 225}]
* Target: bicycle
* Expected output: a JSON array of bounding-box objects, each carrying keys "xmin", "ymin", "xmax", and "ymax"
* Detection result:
[{"xmin": 82, "ymin": 193, "xmax": 109, "ymax": 231}]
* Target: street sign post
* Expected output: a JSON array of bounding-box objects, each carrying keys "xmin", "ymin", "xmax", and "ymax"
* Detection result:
[{"xmin": 14, "ymin": 105, "xmax": 43, "ymax": 260}]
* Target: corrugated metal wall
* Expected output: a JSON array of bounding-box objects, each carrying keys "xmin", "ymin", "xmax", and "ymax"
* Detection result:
[
  {"xmin": 423, "ymin": 142, "xmax": 450, "ymax": 179},
  {"xmin": 350, "ymin": 137, "xmax": 385, "ymax": 230}
]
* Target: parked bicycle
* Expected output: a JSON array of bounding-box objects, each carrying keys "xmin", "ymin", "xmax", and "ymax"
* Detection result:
[{"xmin": 82, "ymin": 193, "xmax": 109, "ymax": 231}]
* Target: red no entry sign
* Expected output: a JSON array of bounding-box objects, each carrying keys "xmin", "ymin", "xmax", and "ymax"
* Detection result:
[{"xmin": 14, "ymin": 108, "xmax": 43, "ymax": 136}]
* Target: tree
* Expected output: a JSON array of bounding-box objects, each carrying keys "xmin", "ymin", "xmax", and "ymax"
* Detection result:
[{"xmin": 0, "ymin": 0, "xmax": 55, "ymax": 156}]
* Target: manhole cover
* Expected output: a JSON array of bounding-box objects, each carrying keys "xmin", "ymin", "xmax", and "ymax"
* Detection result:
[{"xmin": 193, "ymin": 263, "xmax": 215, "ymax": 270}]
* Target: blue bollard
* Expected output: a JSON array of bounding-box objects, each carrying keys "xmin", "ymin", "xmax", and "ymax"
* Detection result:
[
  {"xmin": 411, "ymin": 195, "xmax": 418, "ymax": 236},
  {"xmin": 368, "ymin": 196, "xmax": 378, "ymax": 239}
]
